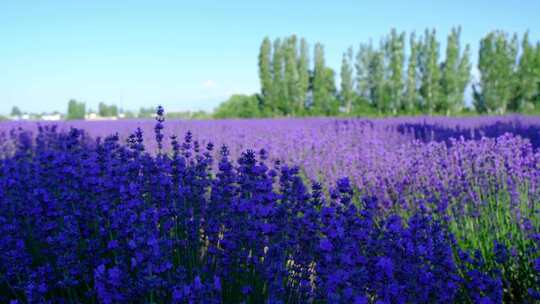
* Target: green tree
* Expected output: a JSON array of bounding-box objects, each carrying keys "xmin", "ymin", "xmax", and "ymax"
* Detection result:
[
  {"xmin": 66, "ymin": 99, "xmax": 86, "ymax": 120},
  {"xmin": 258, "ymin": 37, "xmax": 273, "ymax": 115},
  {"xmin": 472, "ymin": 84, "xmax": 487, "ymax": 113},
  {"xmin": 418, "ymin": 29, "xmax": 441, "ymax": 114},
  {"xmin": 10, "ymin": 106, "xmax": 22, "ymax": 117},
  {"xmin": 312, "ymin": 43, "xmax": 334, "ymax": 115},
  {"xmin": 404, "ymin": 32, "xmax": 419, "ymax": 112},
  {"xmin": 440, "ymin": 27, "xmax": 471, "ymax": 115},
  {"xmin": 355, "ymin": 42, "xmax": 377, "ymax": 105},
  {"xmin": 535, "ymin": 43, "xmax": 540, "ymax": 107},
  {"xmin": 324, "ymin": 67, "xmax": 340, "ymax": 115},
  {"xmin": 213, "ymin": 94, "xmax": 261, "ymax": 118},
  {"xmin": 297, "ymin": 38, "xmax": 310, "ymax": 114},
  {"xmin": 98, "ymin": 102, "xmax": 118, "ymax": 117},
  {"xmin": 138, "ymin": 107, "xmax": 155, "ymax": 118},
  {"xmin": 511, "ymin": 32, "xmax": 537, "ymax": 111},
  {"xmin": 271, "ymin": 38, "xmax": 285, "ymax": 115},
  {"xmin": 284, "ymin": 35, "xmax": 299, "ymax": 115},
  {"xmin": 476, "ymin": 31, "xmax": 518, "ymax": 113},
  {"xmin": 385, "ymin": 29, "xmax": 405, "ymax": 114},
  {"xmin": 355, "ymin": 42, "xmax": 386, "ymax": 112},
  {"xmin": 98, "ymin": 102, "xmax": 107, "ymax": 116},
  {"xmin": 456, "ymin": 44, "xmax": 472, "ymax": 112},
  {"xmin": 340, "ymin": 46, "xmax": 355, "ymax": 114},
  {"xmin": 123, "ymin": 110, "xmax": 136, "ymax": 119},
  {"xmin": 368, "ymin": 48, "xmax": 387, "ymax": 113},
  {"xmin": 109, "ymin": 104, "xmax": 118, "ymax": 117}
]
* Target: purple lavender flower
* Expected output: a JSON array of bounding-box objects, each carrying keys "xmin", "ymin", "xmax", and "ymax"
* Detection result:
[{"xmin": 1, "ymin": 109, "xmax": 539, "ymax": 303}]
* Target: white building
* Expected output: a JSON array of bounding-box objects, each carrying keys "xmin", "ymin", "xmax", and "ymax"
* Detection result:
[
  {"xmin": 41, "ymin": 113, "xmax": 62, "ymax": 121},
  {"xmin": 85, "ymin": 113, "xmax": 118, "ymax": 120}
]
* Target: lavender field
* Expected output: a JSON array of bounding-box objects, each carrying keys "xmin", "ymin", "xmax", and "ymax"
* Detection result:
[
  {"xmin": 3, "ymin": 115, "xmax": 540, "ymax": 202},
  {"xmin": 1, "ymin": 113, "xmax": 539, "ymax": 303}
]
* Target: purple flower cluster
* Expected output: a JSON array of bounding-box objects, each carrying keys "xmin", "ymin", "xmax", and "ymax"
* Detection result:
[{"xmin": 0, "ymin": 111, "xmax": 539, "ymax": 303}]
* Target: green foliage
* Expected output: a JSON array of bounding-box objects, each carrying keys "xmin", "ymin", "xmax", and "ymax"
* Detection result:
[
  {"xmin": 355, "ymin": 42, "xmax": 371, "ymax": 101},
  {"xmin": 98, "ymin": 102, "xmax": 119, "ymax": 117},
  {"xmin": 476, "ymin": 31, "xmax": 518, "ymax": 114},
  {"xmin": 369, "ymin": 49, "xmax": 387, "ymax": 113},
  {"xmin": 284, "ymin": 35, "xmax": 300, "ymax": 115},
  {"xmin": 312, "ymin": 43, "xmax": 338, "ymax": 116},
  {"xmin": 247, "ymin": 29, "xmax": 540, "ymax": 119},
  {"xmin": 166, "ymin": 110, "xmax": 211, "ymax": 120},
  {"xmin": 418, "ymin": 29, "xmax": 441, "ymax": 114},
  {"xmin": 404, "ymin": 32, "xmax": 420, "ymax": 112},
  {"xmin": 258, "ymin": 37, "xmax": 273, "ymax": 113},
  {"xmin": 350, "ymin": 95, "xmax": 379, "ymax": 116},
  {"xmin": 448, "ymin": 187, "xmax": 539, "ymax": 303},
  {"xmin": 123, "ymin": 110, "xmax": 136, "ymax": 119},
  {"xmin": 472, "ymin": 84, "xmax": 487, "ymax": 114},
  {"xmin": 340, "ymin": 47, "xmax": 354, "ymax": 114},
  {"xmin": 385, "ymin": 29, "xmax": 406, "ymax": 114},
  {"xmin": 324, "ymin": 67, "xmax": 340, "ymax": 115},
  {"xmin": 297, "ymin": 38, "xmax": 310, "ymax": 114},
  {"xmin": 511, "ymin": 32, "xmax": 539, "ymax": 112},
  {"xmin": 440, "ymin": 27, "xmax": 472, "ymax": 115},
  {"xmin": 66, "ymin": 99, "xmax": 86, "ymax": 120},
  {"xmin": 213, "ymin": 94, "xmax": 262, "ymax": 119},
  {"xmin": 256, "ymin": 35, "xmax": 339, "ymax": 117},
  {"xmin": 355, "ymin": 42, "xmax": 387, "ymax": 113},
  {"xmin": 138, "ymin": 107, "xmax": 156, "ymax": 118},
  {"xmin": 190, "ymin": 110, "xmax": 212, "ymax": 119},
  {"xmin": 271, "ymin": 38, "xmax": 285, "ymax": 115},
  {"xmin": 10, "ymin": 106, "xmax": 22, "ymax": 117}
]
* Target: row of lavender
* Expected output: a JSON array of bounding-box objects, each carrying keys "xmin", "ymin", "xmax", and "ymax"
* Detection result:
[
  {"xmin": 0, "ymin": 113, "xmax": 539, "ymax": 302},
  {"xmin": 4, "ymin": 116, "xmax": 540, "ymax": 205}
]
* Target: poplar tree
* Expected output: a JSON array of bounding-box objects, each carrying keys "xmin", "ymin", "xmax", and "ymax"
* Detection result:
[
  {"xmin": 512, "ymin": 32, "xmax": 538, "ymax": 111},
  {"xmin": 312, "ymin": 42, "xmax": 326, "ymax": 114},
  {"xmin": 418, "ymin": 29, "xmax": 441, "ymax": 114},
  {"xmin": 324, "ymin": 67, "xmax": 340, "ymax": 115},
  {"xmin": 355, "ymin": 42, "xmax": 385, "ymax": 111},
  {"xmin": 10, "ymin": 106, "xmax": 22, "ymax": 117},
  {"xmin": 297, "ymin": 38, "xmax": 310, "ymax": 114},
  {"xmin": 355, "ymin": 42, "xmax": 373, "ymax": 100},
  {"xmin": 440, "ymin": 27, "xmax": 471, "ymax": 114},
  {"xmin": 457, "ymin": 45, "xmax": 472, "ymax": 111},
  {"xmin": 340, "ymin": 46, "xmax": 354, "ymax": 114},
  {"xmin": 535, "ymin": 43, "xmax": 540, "ymax": 107},
  {"xmin": 271, "ymin": 38, "xmax": 285, "ymax": 115},
  {"xmin": 312, "ymin": 43, "xmax": 334, "ymax": 115},
  {"xmin": 477, "ymin": 31, "xmax": 518, "ymax": 113},
  {"xmin": 284, "ymin": 35, "xmax": 299, "ymax": 115},
  {"xmin": 370, "ymin": 48, "xmax": 387, "ymax": 113},
  {"xmin": 66, "ymin": 99, "xmax": 86, "ymax": 120},
  {"xmin": 385, "ymin": 29, "xmax": 405, "ymax": 114},
  {"xmin": 258, "ymin": 37, "xmax": 273, "ymax": 115},
  {"xmin": 404, "ymin": 32, "xmax": 419, "ymax": 112}
]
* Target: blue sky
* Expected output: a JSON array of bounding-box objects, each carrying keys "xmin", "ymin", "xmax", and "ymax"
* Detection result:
[{"xmin": 1, "ymin": 1, "xmax": 539, "ymax": 115}]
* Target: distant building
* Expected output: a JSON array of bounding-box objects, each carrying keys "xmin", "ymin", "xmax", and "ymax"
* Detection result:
[
  {"xmin": 85, "ymin": 112, "xmax": 118, "ymax": 120},
  {"xmin": 41, "ymin": 113, "xmax": 62, "ymax": 121}
]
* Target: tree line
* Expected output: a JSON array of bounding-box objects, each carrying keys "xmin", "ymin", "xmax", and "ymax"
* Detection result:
[
  {"xmin": 63, "ymin": 101, "xmax": 211, "ymax": 120},
  {"xmin": 215, "ymin": 28, "xmax": 540, "ymax": 118},
  {"xmin": 65, "ymin": 100, "xmax": 124, "ymax": 120},
  {"xmin": 7, "ymin": 28, "xmax": 539, "ymax": 120}
]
